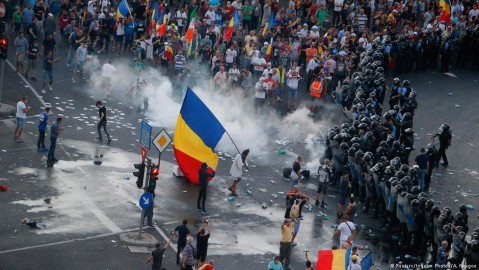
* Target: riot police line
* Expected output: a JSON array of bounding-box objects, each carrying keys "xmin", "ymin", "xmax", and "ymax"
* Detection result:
[{"xmin": 326, "ymin": 34, "xmax": 479, "ymax": 268}]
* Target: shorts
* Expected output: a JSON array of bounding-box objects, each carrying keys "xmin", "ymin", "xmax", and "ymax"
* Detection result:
[
  {"xmin": 317, "ymin": 182, "xmax": 329, "ymax": 194},
  {"xmin": 339, "ymin": 194, "xmax": 347, "ymax": 206},
  {"xmin": 287, "ymin": 86, "xmax": 298, "ymax": 100},
  {"xmin": 75, "ymin": 60, "xmax": 85, "ymax": 70},
  {"xmin": 28, "ymin": 59, "xmax": 37, "ymax": 69},
  {"xmin": 293, "ymin": 219, "xmax": 301, "ymax": 234},
  {"xmin": 195, "ymin": 252, "xmax": 207, "ymax": 262},
  {"xmin": 16, "ymin": 53, "xmax": 24, "ymax": 63},
  {"xmin": 16, "ymin": 117, "xmax": 26, "ymax": 129},
  {"xmin": 44, "ymin": 70, "xmax": 53, "ymax": 81}
]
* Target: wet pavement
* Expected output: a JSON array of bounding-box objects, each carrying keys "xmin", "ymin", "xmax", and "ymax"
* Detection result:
[{"xmin": 0, "ymin": 40, "xmax": 479, "ymax": 269}]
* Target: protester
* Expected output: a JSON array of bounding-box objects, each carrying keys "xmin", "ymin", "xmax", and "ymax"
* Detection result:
[
  {"xmin": 174, "ymin": 220, "xmax": 190, "ymax": 266},
  {"xmin": 144, "ymin": 235, "xmax": 173, "ymax": 270},
  {"xmin": 14, "ymin": 96, "xmax": 31, "ymax": 142},
  {"xmin": 197, "ymin": 162, "xmax": 215, "ymax": 215},
  {"xmin": 228, "ymin": 149, "xmax": 250, "ymax": 196},
  {"xmin": 181, "ymin": 236, "xmax": 197, "ymax": 270},
  {"xmin": 195, "ymin": 220, "xmax": 212, "ymax": 268},
  {"xmin": 47, "ymin": 117, "xmax": 64, "ymax": 164},
  {"xmin": 95, "ymin": 101, "xmax": 112, "ymax": 144},
  {"xmin": 37, "ymin": 107, "xmax": 50, "ymax": 152}
]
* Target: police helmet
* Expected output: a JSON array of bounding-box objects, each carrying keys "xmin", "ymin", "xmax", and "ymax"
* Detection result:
[
  {"xmin": 459, "ymin": 204, "xmax": 468, "ymax": 213},
  {"xmin": 340, "ymin": 142, "xmax": 350, "ymax": 151},
  {"xmin": 410, "ymin": 199, "xmax": 420, "ymax": 207}
]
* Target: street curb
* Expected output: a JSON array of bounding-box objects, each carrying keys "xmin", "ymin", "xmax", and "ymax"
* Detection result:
[
  {"xmin": 0, "ymin": 103, "xmax": 15, "ymax": 117},
  {"xmin": 118, "ymin": 231, "xmax": 158, "ymax": 248}
]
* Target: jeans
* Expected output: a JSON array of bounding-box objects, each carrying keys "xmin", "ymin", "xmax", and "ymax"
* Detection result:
[
  {"xmin": 144, "ymin": 204, "xmax": 153, "ymax": 226},
  {"xmin": 197, "ymin": 187, "xmax": 207, "ymax": 211},
  {"xmin": 38, "ymin": 129, "xmax": 46, "ymax": 149},
  {"xmin": 97, "ymin": 121, "xmax": 110, "ymax": 140},
  {"xmin": 47, "ymin": 137, "xmax": 57, "ymax": 161},
  {"xmin": 176, "ymin": 240, "xmax": 186, "ymax": 264},
  {"xmin": 418, "ymin": 169, "xmax": 426, "ymax": 192},
  {"xmin": 279, "ymin": 241, "xmax": 292, "ymax": 267}
]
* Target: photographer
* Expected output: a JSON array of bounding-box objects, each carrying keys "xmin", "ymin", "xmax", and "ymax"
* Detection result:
[{"xmin": 195, "ymin": 220, "xmax": 212, "ymax": 268}]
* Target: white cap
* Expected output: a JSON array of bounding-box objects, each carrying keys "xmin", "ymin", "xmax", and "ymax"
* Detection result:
[
  {"xmin": 264, "ymin": 42, "xmax": 268, "ymax": 45},
  {"xmin": 312, "ymin": 26, "xmax": 318, "ymax": 29},
  {"xmin": 164, "ymin": 42, "xmax": 169, "ymax": 45}
]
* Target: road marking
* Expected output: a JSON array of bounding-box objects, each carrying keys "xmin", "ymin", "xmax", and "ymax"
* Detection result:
[
  {"xmin": 468, "ymin": 143, "xmax": 477, "ymax": 148},
  {"xmin": 5, "ymin": 59, "xmax": 48, "ymax": 108},
  {"xmin": 0, "ymin": 227, "xmax": 139, "ymax": 255}
]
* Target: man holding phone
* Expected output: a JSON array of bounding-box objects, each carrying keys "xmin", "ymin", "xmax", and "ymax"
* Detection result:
[
  {"xmin": 279, "ymin": 218, "xmax": 295, "ymax": 269},
  {"xmin": 195, "ymin": 220, "xmax": 212, "ymax": 268}
]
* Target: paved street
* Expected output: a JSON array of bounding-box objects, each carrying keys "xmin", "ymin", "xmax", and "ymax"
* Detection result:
[{"xmin": 1, "ymin": 38, "xmax": 479, "ymax": 270}]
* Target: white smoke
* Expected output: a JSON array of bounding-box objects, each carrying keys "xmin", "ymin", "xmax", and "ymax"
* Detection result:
[{"xmin": 84, "ymin": 57, "xmax": 340, "ymax": 168}]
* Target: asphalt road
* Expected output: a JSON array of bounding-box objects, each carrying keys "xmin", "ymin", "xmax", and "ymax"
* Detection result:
[{"xmin": 1, "ymin": 37, "xmax": 479, "ymax": 270}]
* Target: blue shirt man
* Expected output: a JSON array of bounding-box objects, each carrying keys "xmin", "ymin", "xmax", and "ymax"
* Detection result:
[{"xmin": 37, "ymin": 108, "xmax": 50, "ymax": 151}]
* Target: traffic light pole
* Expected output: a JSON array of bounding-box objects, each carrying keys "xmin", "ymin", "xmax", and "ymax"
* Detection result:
[
  {"xmin": 138, "ymin": 157, "xmax": 151, "ymax": 239},
  {"xmin": 0, "ymin": 59, "xmax": 4, "ymax": 105}
]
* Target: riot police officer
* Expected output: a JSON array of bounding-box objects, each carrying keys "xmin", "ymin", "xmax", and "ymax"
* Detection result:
[
  {"xmin": 433, "ymin": 124, "xmax": 452, "ymax": 166},
  {"xmin": 440, "ymin": 34, "xmax": 452, "ymax": 72}
]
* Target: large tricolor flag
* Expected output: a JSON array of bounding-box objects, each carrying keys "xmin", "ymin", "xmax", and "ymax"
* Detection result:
[
  {"xmin": 173, "ymin": 88, "xmax": 225, "ymax": 184},
  {"xmin": 117, "ymin": 0, "xmax": 130, "ymax": 18},
  {"xmin": 316, "ymin": 249, "xmax": 351, "ymax": 270},
  {"xmin": 157, "ymin": 8, "xmax": 167, "ymax": 37},
  {"xmin": 439, "ymin": 0, "xmax": 451, "ymax": 25}
]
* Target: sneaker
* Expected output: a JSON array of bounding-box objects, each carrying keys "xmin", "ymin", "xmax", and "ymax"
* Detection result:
[
  {"xmin": 72, "ymin": 78, "xmax": 76, "ymax": 83},
  {"xmin": 196, "ymin": 208, "xmax": 202, "ymax": 212},
  {"xmin": 37, "ymin": 148, "xmax": 43, "ymax": 152},
  {"xmin": 41, "ymin": 147, "xmax": 49, "ymax": 152},
  {"xmin": 315, "ymin": 200, "xmax": 320, "ymax": 206},
  {"xmin": 201, "ymin": 210, "xmax": 208, "ymax": 215},
  {"xmin": 95, "ymin": 137, "xmax": 103, "ymax": 141},
  {"xmin": 49, "ymin": 85, "xmax": 53, "ymax": 91},
  {"xmin": 106, "ymin": 139, "xmax": 112, "ymax": 144},
  {"xmin": 321, "ymin": 201, "xmax": 327, "ymax": 208},
  {"xmin": 41, "ymin": 89, "xmax": 46, "ymax": 94}
]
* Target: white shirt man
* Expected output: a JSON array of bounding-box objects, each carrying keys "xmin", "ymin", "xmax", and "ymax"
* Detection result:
[
  {"xmin": 254, "ymin": 78, "xmax": 267, "ymax": 99},
  {"xmin": 101, "ymin": 61, "xmax": 117, "ymax": 79},
  {"xmin": 252, "ymin": 55, "xmax": 266, "ymax": 72},
  {"xmin": 100, "ymin": 0, "xmax": 110, "ymax": 10},
  {"xmin": 205, "ymin": 8, "xmax": 216, "ymax": 25},
  {"xmin": 469, "ymin": 7, "xmax": 479, "ymax": 22},
  {"xmin": 334, "ymin": 0, "xmax": 344, "ymax": 12},
  {"xmin": 175, "ymin": 10, "xmax": 187, "ymax": 27},
  {"xmin": 16, "ymin": 99, "xmax": 27, "ymax": 119},
  {"xmin": 225, "ymin": 48, "xmax": 237, "ymax": 64},
  {"xmin": 336, "ymin": 218, "xmax": 356, "ymax": 248},
  {"xmin": 87, "ymin": 0, "xmax": 97, "ymax": 17}
]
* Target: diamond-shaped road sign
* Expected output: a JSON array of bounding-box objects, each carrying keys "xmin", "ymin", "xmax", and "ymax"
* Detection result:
[{"xmin": 152, "ymin": 129, "xmax": 172, "ymax": 153}]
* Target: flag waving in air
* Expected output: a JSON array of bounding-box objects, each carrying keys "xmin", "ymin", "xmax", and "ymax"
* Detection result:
[
  {"xmin": 225, "ymin": 10, "xmax": 241, "ymax": 42},
  {"xmin": 173, "ymin": 88, "xmax": 226, "ymax": 184},
  {"xmin": 185, "ymin": 6, "xmax": 198, "ymax": 44},
  {"xmin": 117, "ymin": 0, "xmax": 130, "ymax": 18},
  {"xmin": 262, "ymin": 13, "xmax": 275, "ymax": 36},
  {"xmin": 439, "ymin": 0, "xmax": 451, "ymax": 25}
]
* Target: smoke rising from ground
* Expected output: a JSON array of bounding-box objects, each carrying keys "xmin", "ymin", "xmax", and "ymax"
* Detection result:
[{"xmin": 85, "ymin": 57, "xmax": 339, "ymax": 168}]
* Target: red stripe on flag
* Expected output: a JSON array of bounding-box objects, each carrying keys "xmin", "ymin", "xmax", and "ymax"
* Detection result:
[
  {"xmin": 316, "ymin": 250, "xmax": 333, "ymax": 270},
  {"xmin": 174, "ymin": 147, "xmax": 214, "ymax": 184}
]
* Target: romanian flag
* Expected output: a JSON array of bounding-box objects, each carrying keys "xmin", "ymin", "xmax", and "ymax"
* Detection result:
[
  {"xmin": 117, "ymin": 0, "xmax": 130, "ymax": 18},
  {"xmin": 439, "ymin": 0, "xmax": 451, "ymax": 25},
  {"xmin": 225, "ymin": 10, "xmax": 240, "ymax": 42},
  {"xmin": 173, "ymin": 88, "xmax": 225, "ymax": 184},
  {"xmin": 316, "ymin": 249, "xmax": 351, "ymax": 270},
  {"xmin": 265, "ymin": 37, "xmax": 273, "ymax": 62},
  {"xmin": 158, "ymin": 8, "xmax": 167, "ymax": 37},
  {"xmin": 185, "ymin": 6, "xmax": 198, "ymax": 44},
  {"xmin": 262, "ymin": 12, "xmax": 275, "ymax": 36},
  {"xmin": 148, "ymin": 3, "xmax": 158, "ymax": 32},
  {"xmin": 224, "ymin": 17, "xmax": 234, "ymax": 42},
  {"xmin": 164, "ymin": 45, "xmax": 174, "ymax": 61}
]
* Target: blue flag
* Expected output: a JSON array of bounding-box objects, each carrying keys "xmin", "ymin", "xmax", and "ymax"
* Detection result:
[{"xmin": 361, "ymin": 252, "xmax": 373, "ymax": 270}]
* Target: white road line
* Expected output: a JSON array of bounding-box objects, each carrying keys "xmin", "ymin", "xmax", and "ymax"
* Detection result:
[
  {"xmin": 0, "ymin": 227, "xmax": 139, "ymax": 255},
  {"xmin": 5, "ymin": 59, "xmax": 48, "ymax": 108},
  {"xmin": 468, "ymin": 143, "xmax": 477, "ymax": 148}
]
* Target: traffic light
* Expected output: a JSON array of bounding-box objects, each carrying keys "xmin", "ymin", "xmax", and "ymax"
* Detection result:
[
  {"xmin": 0, "ymin": 36, "xmax": 8, "ymax": 60},
  {"xmin": 148, "ymin": 164, "xmax": 160, "ymax": 191},
  {"xmin": 134, "ymin": 162, "xmax": 145, "ymax": 188}
]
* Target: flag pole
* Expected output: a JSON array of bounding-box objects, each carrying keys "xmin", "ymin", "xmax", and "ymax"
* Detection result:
[{"xmin": 224, "ymin": 129, "xmax": 241, "ymax": 155}]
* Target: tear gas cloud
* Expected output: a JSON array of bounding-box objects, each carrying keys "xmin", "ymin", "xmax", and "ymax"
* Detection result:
[{"xmin": 86, "ymin": 58, "xmax": 339, "ymax": 168}]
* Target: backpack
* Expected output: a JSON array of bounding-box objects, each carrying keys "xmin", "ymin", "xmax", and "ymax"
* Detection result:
[{"xmin": 290, "ymin": 200, "xmax": 300, "ymax": 219}]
